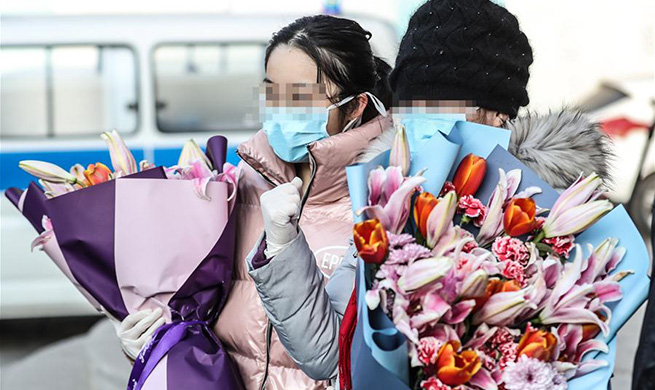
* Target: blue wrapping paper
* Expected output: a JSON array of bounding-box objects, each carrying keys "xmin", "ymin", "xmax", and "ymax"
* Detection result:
[{"xmin": 409, "ymin": 121, "xmax": 511, "ymax": 195}]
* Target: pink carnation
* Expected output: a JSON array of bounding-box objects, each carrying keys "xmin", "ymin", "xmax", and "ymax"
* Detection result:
[
  {"xmin": 480, "ymin": 327, "xmax": 518, "ymax": 370},
  {"xmin": 421, "ymin": 376, "xmax": 453, "ymax": 390},
  {"xmin": 458, "ymin": 195, "xmax": 487, "ymax": 227},
  {"xmin": 498, "ymin": 342, "xmax": 519, "ymax": 369},
  {"xmin": 490, "ymin": 327, "xmax": 515, "ymax": 346},
  {"xmin": 502, "ymin": 260, "xmax": 526, "ymax": 286},
  {"xmin": 417, "ymin": 337, "xmax": 443, "ymax": 366},
  {"xmin": 542, "ymin": 234, "xmax": 575, "ymax": 259},
  {"xmin": 439, "ymin": 181, "xmax": 456, "ymax": 197},
  {"xmin": 493, "ymin": 236, "xmax": 530, "ymax": 266}
]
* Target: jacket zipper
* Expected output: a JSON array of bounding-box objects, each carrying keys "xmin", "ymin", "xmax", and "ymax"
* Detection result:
[{"xmin": 238, "ymin": 148, "xmax": 319, "ymax": 390}]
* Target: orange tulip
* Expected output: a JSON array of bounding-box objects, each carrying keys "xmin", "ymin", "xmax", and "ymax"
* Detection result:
[
  {"xmin": 517, "ymin": 327, "xmax": 558, "ymax": 362},
  {"xmin": 353, "ymin": 219, "xmax": 389, "ymax": 265},
  {"xmin": 452, "ymin": 154, "xmax": 487, "ymax": 197},
  {"xmin": 436, "ymin": 340, "xmax": 481, "ymax": 386},
  {"xmin": 503, "ymin": 198, "xmax": 538, "ymax": 236},
  {"xmin": 83, "ymin": 163, "xmax": 112, "ymax": 185},
  {"xmin": 414, "ymin": 192, "xmax": 438, "ymax": 238}
]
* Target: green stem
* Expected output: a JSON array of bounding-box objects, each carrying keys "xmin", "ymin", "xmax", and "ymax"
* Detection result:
[{"xmin": 533, "ymin": 230, "xmax": 546, "ymax": 244}]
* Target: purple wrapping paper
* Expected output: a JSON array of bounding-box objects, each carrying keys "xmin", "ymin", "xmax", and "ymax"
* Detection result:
[{"xmin": 5, "ymin": 135, "xmax": 243, "ymax": 390}]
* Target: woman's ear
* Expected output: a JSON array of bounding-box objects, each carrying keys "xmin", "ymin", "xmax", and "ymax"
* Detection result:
[{"xmin": 348, "ymin": 93, "xmax": 369, "ymax": 121}]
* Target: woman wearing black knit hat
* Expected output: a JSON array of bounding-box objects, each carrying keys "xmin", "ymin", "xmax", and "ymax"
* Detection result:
[
  {"xmin": 357, "ymin": 0, "xmax": 613, "ymax": 193},
  {"xmin": 390, "ymin": 0, "xmax": 533, "ymax": 128}
]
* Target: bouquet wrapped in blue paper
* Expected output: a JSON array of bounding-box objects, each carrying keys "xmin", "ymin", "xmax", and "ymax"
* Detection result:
[{"xmin": 343, "ymin": 120, "xmax": 650, "ymax": 390}]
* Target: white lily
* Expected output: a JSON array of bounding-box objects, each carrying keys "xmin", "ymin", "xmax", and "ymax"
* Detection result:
[{"xmin": 20, "ymin": 160, "xmax": 79, "ymax": 185}]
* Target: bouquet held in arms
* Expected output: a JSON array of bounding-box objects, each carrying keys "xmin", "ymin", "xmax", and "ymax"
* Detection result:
[
  {"xmin": 5, "ymin": 131, "xmax": 243, "ymax": 390},
  {"xmin": 344, "ymin": 123, "xmax": 649, "ymax": 390}
]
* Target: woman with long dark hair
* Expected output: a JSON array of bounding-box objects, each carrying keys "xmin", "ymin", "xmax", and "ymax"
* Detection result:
[{"xmin": 117, "ymin": 15, "xmax": 393, "ymax": 390}]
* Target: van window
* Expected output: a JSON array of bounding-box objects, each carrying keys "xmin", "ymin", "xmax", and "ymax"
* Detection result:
[
  {"xmin": 0, "ymin": 45, "xmax": 138, "ymax": 137},
  {"xmin": 153, "ymin": 43, "xmax": 264, "ymax": 133}
]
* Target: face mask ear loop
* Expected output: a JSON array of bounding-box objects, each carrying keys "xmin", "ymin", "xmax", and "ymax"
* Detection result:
[
  {"xmin": 364, "ymin": 92, "xmax": 388, "ymax": 117},
  {"xmin": 327, "ymin": 95, "xmax": 356, "ymax": 111},
  {"xmin": 329, "ymin": 92, "xmax": 387, "ymax": 133},
  {"xmin": 327, "ymin": 94, "xmax": 356, "ymax": 134}
]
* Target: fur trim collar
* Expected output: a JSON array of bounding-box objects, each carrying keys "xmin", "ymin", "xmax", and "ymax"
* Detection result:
[{"xmin": 356, "ymin": 110, "xmax": 613, "ymax": 190}]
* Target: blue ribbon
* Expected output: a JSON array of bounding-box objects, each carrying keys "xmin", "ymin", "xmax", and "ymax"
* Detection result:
[{"xmin": 127, "ymin": 320, "xmax": 210, "ymax": 390}]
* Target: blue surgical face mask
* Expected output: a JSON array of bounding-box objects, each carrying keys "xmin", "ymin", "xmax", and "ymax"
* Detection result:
[
  {"xmin": 395, "ymin": 112, "xmax": 466, "ymax": 155},
  {"xmin": 263, "ymin": 92, "xmax": 387, "ymax": 163}
]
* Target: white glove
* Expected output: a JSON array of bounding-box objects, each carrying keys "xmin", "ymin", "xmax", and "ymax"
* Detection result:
[
  {"xmin": 116, "ymin": 308, "xmax": 166, "ymax": 360},
  {"xmin": 260, "ymin": 177, "xmax": 303, "ymax": 258}
]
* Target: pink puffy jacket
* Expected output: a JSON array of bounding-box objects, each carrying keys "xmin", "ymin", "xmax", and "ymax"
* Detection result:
[{"xmin": 213, "ymin": 114, "xmax": 392, "ymax": 390}]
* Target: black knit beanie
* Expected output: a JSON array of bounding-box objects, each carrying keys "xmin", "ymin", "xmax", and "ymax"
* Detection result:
[{"xmin": 390, "ymin": 0, "xmax": 533, "ymax": 118}]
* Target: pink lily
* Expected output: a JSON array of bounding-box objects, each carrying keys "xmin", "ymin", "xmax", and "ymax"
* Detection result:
[
  {"xmin": 578, "ymin": 238, "xmax": 626, "ymax": 284},
  {"xmin": 367, "ymin": 166, "xmax": 404, "ymax": 208},
  {"xmin": 426, "ymin": 191, "xmax": 457, "ymax": 248},
  {"xmin": 554, "ymin": 324, "xmax": 609, "ymax": 379},
  {"xmin": 360, "ymin": 174, "xmax": 426, "ymax": 234},
  {"xmin": 538, "ymin": 245, "xmax": 611, "ymax": 336},
  {"xmin": 431, "ymin": 224, "xmax": 475, "ymax": 257},
  {"xmin": 548, "ymin": 173, "xmax": 603, "ymax": 222},
  {"xmin": 472, "ymin": 284, "xmax": 538, "ymax": 326},
  {"xmin": 477, "ymin": 169, "xmax": 521, "ymax": 245},
  {"xmin": 397, "ymin": 256, "xmax": 453, "ymax": 292},
  {"xmin": 542, "ymin": 172, "xmax": 613, "ymax": 237},
  {"xmin": 31, "ymin": 216, "xmax": 54, "ymax": 251},
  {"xmin": 593, "ymin": 281, "xmax": 623, "ymax": 303},
  {"xmin": 392, "ymin": 296, "xmax": 419, "ymax": 345},
  {"xmin": 187, "ymin": 160, "xmax": 216, "ymax": 201},
  {"xmin": 442, "ymin": 299, "xmax": 476, "ymax": 324},
  {"xmin": 542, "ymin": 255, "xmax": 564, "ymax": 288},
  {"xmin": 389, "ymin": 123, "xmax": 411, "ymax": 176},
  {"xmin": 503, "ymin": 169, "xmax": 522, "ymax": 201},
  {"xmin": 216, "ymin": 162, "xmax": 241, "ymax": 204},
  {"xmin": 101, "ymin": 130, "xmax": 137, "ymax": 176},
  {"xmin": 464, "ymin": 323, "xmax": 501, "ymax": 349},
  {"xmin": 410, "ymin": 292, "xmax": 451, "ymax": 330},
  {"xmin": 542, "ymin": 199, "xmax": 613, "ymax": 237},
  {"xmin": 39, "ymin": 179, "xmax": 76, "ymax": 198},
  {"xmin": 469, "ymin": 368, "xmax": 498, "ymax": 390}
]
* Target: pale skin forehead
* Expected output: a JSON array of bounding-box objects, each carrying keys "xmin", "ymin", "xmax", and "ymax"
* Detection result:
[
  {"xmin": 264, "ymin": 44, "xmax": 340, "ymax": 102},
  {"xmin": 265, "ymin": 44, "xmax": 318, "ymax": 85}
]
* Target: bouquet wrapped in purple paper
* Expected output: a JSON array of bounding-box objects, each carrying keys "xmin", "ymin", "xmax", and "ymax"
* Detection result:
[{"xmin": 5, "ymin": 131, "xmax": 244, "ymax": 390}]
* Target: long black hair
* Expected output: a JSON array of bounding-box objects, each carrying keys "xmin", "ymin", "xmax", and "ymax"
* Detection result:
[{"xmin": 265, "ymin": 15, "xmax": 392, "ymax": 126}]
